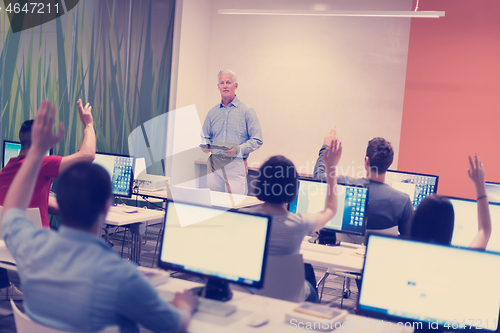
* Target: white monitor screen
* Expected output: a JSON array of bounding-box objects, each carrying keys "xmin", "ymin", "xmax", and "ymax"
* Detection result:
[
  {"xmin": 289, "ymin": 178, "xmax": 368, "ymax": 236},
  {"xmin": 158, "ymin": 201, "xmax": 271, "ymax": 288},
  {"xmin": 449, "ymin": 197, "xmax": 500, "ymax": 253},
  {"xmin": 360, "ymin": 235, "xmax": 500, "ymax": 331},
  {"xmin": 93, "ymin": 152, "xmax": 134, "ymax": 198},
  {"xmin": 385, "ymin": 170, "xmax": 438, "ymax": 210},
  {"xmin": 486, "ymin": 182, "xmax": 500, "ymax": 204}
]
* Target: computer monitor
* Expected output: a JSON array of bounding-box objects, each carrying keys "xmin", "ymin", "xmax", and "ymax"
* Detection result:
[
  {"xmin": 289, "ymin": 178, "xmax": 369, "ymax": 238},
  {"xmin": 93, "ymin": 152, "xmax": 134, "ymax": 198},
  {"xmin": 385, "ymin": 170, "xmax": 439, "ymax": 209},
  {"xmin": 485, "ymin": 181, "xmax": 500, "ymax": 203},
  {"xmin": 448, "ymin": 196, "xmax": 500, "ymax": 253},
  {"xmin": 2, "ymin": 140, "xmax": 51, "ymax": 168},
  {"xmin": 359, "ymin": 234, "xmax": 500, "ymax": 332},
  {"xmin": 158, "ymin": 200, "xmax": 272, "ymax": 301}
]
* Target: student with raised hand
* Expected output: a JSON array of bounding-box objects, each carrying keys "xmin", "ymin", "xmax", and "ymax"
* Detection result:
[
  {"xmin": 314, "ymin": 128, "xmax": 413, "ymax": 236},
  {"xmin": 0, "ymin": 98, "xmax": 95, "ymax": 228},
  {"xmin": 250, "ymin": 136, "xmax": 342, "ymax": 302},
  {"xmin": 410, "ymin": 154, "xmax": 491, "ymax": 250},
  {"xmin": 0, "ymin": 99, "xmax": 95, "ymax": 300},
  {"xmin": 1, "ymin": 101, "xmax": 197, "ymax": 333}
]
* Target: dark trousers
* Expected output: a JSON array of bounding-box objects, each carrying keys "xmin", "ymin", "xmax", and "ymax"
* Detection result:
[{"xmin": 0, "ymin": 268, "xmax": 10, "ymax": 289}]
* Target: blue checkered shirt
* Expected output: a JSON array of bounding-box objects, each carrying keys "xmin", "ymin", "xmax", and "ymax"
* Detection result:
[{"xmin": 202, "ymin": 96, "xmax": 263, "ymax": 158}]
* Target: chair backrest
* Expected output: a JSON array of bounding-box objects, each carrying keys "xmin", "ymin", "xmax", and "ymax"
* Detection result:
[
  {"xmin": 366, "ymin": 225, "xmax": 399, "ymax": 237},
  {"xmin": 11, "ymin": 299, "xmax": 119, "ymax": 333},
  {"xmin": 254, "ymin": 253, "xmax": 306, "ymax": 303},
  {"xmin": 363, "ymin": 225, "xmax": 400, "ymax": 244},
  {"xmin": 0, "ymin": 207, "xmax": 42, "ymax": 235},
  {"xmin": 169, "ymin": 185, "xmax": 211, "ymax": 206}
]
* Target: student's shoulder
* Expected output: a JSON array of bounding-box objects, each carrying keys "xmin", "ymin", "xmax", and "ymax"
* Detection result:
[
  {"xmin": 94, "ymin": 251, "xmax": 142, "ymax": 280},
  {"xmin": 43, "ymin": 155, "xmax": 62, "ymax": 161},
  {"xmin": 378, "ymin": 182, "xmax": 412, "ymax": 201},
  {"xmin": 338, "ymin": 175, "xmax": 368, "ymax": 186}
]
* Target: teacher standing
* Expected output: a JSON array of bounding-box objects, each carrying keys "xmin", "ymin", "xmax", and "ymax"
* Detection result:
[{"xmin": 201, "ymin": 70, "xmax": 263, "ymax": 194}]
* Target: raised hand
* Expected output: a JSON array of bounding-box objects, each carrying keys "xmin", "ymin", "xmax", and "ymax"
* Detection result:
[
  {"xmin": 77, "ymin": 99, "xmax": 93, "ymax": 127},
  {"xmin": 467, "ymin": 154, "xmax": 486, "ymax": 190},
  {"xmin": 467, "ymin": 154, "xmax": 491, "ymax": 250},
  {"xmin": 323, "ymin": 127, "xmax": 337, "ymax": 147},
  {"xmin": 324, "ymin": 138, "xmax": 342, "ymax": 170},
  {"xmin": 31, "ymin": 101, "xmax": 65, "ymax": 155}
]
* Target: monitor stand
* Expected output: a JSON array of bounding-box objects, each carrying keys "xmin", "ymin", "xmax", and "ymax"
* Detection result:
[
  {"xmin": 190, "ymin": 278, "xmax": 233, "ymax": 302},
  {"xmin": 318, "ymin": 229, "xmax": 338, "ymax": 246}
]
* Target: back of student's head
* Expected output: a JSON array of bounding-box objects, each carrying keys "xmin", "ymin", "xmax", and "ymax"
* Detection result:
[
  {"xmin": 410, "ymin": 194, "xmax": 455, "ymax": 245},
  {"xmin": 256, "ymin": 155, "xmax": 298, "ymax": 204},
  {"xmin": 365, "ymin": 137, "xmax": 394, "ymax": 174},
  {"xmin": 57, "ymin": 162, "xmax": 112, "ymax": 229},
  {"xmin": 19, "ymin": 120, "xmax": 34, "ymax": 150}
]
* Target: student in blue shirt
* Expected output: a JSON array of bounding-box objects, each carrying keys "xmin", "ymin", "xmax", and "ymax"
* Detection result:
[{"xmin": 1, "ymin": 101, "xmax": 197, "ymax": 333}]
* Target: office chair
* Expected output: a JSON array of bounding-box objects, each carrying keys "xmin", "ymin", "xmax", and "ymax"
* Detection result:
[
  {"xmin": 0, "ymin": 206, "xmax": 42, "ymax": 235},
  {"xmin": 253, "ymin": 254, "xmax": 306, "ymax": 303},
  {"xmin": 11, "ymin": 299, "xmax": 119, "ymax": 333}
]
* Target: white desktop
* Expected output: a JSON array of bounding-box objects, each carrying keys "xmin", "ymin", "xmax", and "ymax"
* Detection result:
[
  {"xmin": 360, "ymin": 235, "xmax": 500, "ymax": 331},
  {"xmin": 449, "ymin": 197, "xmax": 500, "ymax": 253}
]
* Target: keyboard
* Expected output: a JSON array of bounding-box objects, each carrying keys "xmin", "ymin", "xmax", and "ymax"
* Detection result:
[
  {"xmin": 158, "ymin": 289, "xmax": 237, "ymax": 317},
  {"xmin": 301, "ymin": 242, "xmax": 343, "ymax": 255}
]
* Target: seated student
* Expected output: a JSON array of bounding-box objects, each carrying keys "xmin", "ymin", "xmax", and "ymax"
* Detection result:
[
  {"xmin": 410, "ymin": 154, "xmax": 491, "ymax": 250},
  {"xmin": 249, "ymin": 137, "xmax": 342, "ymax": 302},
  {"xmin": 314, "ymin": 128, "xmax": 413, "ymax": 236},
  {"xmin": 0, "ymin": 99, "xmax": 95, "ymax": 228},
  {"xmin": 1, "ymin": 101, "xmax": 197, "ymax": 333},
  {"xmin": 0, "ymin": 99, "xmax": 95, "ymax": 299}
]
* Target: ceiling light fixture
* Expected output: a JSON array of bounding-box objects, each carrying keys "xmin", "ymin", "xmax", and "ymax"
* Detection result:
[{"xmin": 218, "ymin": 9, "xmax": 444, "ymax": 18}]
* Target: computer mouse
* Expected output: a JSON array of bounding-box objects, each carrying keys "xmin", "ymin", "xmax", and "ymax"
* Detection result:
[{"xmin": 247, "ymin": 314, "xmax": 269, "ymax": 327}]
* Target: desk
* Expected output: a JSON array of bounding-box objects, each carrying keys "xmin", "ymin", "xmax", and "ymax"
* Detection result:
[
  {"xmin": 157, "ymin": 276, "xmax": 411, "ymax": 333},
  {"xmin": 105, "ymin": 205, "xmax": 165, "ymax": 264},
  {"xmin": 300, "ymin": 240, "xmax": 365, "ymax": 303},
  {"xmin": 0, "ymin": 207, "xmax": 165, "ymax": 268},
  {"xmin": 135, "ymin": 188, "xmax": 263, "ymax": 209},
  {"xmin": 300, "ymin": 240, "xmax": 365, "ymax": 274}
]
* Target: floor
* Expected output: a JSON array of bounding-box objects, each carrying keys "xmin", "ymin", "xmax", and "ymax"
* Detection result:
[{"xmin": 0, "ymin": 222, "xmax": 359, "ymax": 332}]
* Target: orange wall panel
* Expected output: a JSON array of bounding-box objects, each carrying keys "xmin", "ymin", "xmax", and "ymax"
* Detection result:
[{"xmin": 400, "ymin": 0, "xmax": 500, "ymax": 199}]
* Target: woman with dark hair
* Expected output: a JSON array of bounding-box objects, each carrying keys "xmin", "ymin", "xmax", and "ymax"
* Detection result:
[
  {"xmin": 410, "ymin": 154, "xmax": 491, "ymax": 250},
  {"xmin": 251, "ymin": 137, "xmax": 342, "ymax": 301}
]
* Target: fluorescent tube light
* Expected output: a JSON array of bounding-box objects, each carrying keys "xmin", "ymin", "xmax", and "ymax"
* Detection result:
[{"xmin": 218, "ymin": 9, "xmax": 445, "ymax": 18}]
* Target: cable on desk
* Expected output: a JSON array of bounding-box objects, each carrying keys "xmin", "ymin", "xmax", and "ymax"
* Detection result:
[
  {"xmin": 138, "ymin": 196, "xmax": 165, "ymax": 210},
  {"xmin": 345, "ymin": 234, "xmax": 356, "ymax": 243}
]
